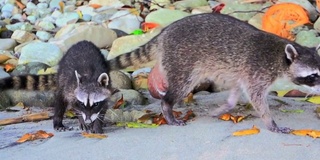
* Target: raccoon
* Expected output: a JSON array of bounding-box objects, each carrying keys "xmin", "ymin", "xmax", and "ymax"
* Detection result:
[
  {"xmin": 0, "ymin": 41, "xmax": 113, "ymax": 133},
  {"xmin": 107, "ymin": 13, "xmax": 320, "ymax": 134}
]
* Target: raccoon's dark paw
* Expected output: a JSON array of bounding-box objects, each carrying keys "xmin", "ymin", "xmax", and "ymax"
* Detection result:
[
  {"xmin": 54, "ymin": 125, "xmax": 72, "ymax": 132},
  {"xmin": 269, "ymin": 126, "xmax": 292, "ymax": 134},
  {"xmin": 167, "ymin": 118, "xmax": 186, "ymax": 126}
]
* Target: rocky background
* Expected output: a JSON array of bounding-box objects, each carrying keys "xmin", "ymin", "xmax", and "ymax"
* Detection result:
[{"xmin": 0, "ymin": 0, "xmax": 320, "ymax": 110}]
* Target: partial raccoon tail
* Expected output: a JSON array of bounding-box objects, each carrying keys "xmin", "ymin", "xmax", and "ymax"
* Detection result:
[
  {"xmin": 107, "ymin": 42, "xmax": 157, "ymax": 70},
  {"xmin": 0, "ymin": 74, "xmax": 57, "ymax": 91}
]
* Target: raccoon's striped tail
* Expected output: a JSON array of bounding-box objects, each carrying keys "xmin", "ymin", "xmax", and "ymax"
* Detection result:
[
  {"xmin": 107, "ymin": 42, "xmax": 157, "ymax": 70},
  {"xmin": 0, "ymin": 74, "xmax": 57, "ymax": 91}
]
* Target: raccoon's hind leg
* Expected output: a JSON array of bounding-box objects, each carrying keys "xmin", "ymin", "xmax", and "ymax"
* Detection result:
[
  {"xmin": 210, "ymin": 87, "xmax": 241, "ymax": 117},
  {"xmin": 53, "ymin": 91, "xmax": 68, "ymax": 131},
  {"xmin": 247, "ymin": 84, "xmax": 292, "ymax": 134}
]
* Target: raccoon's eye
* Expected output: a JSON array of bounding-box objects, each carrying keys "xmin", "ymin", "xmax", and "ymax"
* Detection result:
[
  {"xmin": 305, "ymin": 74, "xmax": 319, "ymax": 83},
  {"xmin": 78, "ymin": 101, "xmax": 85, "ymax": 107},
  {"xmin": 92, "ymin": 102, "xmax": 99, "ymax": 107}
]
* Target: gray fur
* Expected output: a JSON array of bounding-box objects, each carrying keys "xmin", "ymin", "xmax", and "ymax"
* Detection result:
[
  {"xmin": 53, "ymin": 40, "xmax": 113, "ymax": 133},
  {"xmin": 108, "ymin": 13, "xmax": 320, "ymax": 133}
]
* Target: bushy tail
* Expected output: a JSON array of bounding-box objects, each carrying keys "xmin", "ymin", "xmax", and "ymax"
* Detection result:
[
  {"xmin": 107, "ymin": 42, "xmax": 157, "ymax": 70},
  {"xmin": 0, "ymin": 74, "xmax": 57, "ymax": 91}
]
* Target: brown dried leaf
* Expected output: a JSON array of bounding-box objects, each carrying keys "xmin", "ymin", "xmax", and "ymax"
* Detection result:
[
  {"xmin": 17, "ymin": 130, "xmax": 53, "ymax": 143},
  {"xmin": 113, "ymin": 94, "xmax": 124, "ymax": 109},
  {"xmin": 219, "ymin": 113, "xmax": 232, "ymax": 121},
  {"xmin": 81, "ymin": 132, "xmax": 107, "ymax": 139}
]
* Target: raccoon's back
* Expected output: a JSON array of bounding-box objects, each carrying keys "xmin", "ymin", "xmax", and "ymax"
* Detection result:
[
  {"xmin": 159, "ymin": 13, "xmax": 290, "ymax": 69},
  {"xmin": 57, "ymin": 41, "xmax": 109, "ymax": 85}
]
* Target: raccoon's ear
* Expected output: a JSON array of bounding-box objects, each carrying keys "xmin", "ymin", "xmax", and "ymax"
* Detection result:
[
  {"xmin": 98, "ymin": 73, "xmax": 109, "ymax": 87},
  {"xmin": 285, "ymin": 44, "xmax": 299, "ymax": 62},
  {"xmin": 75, "ymin": 70, "xmax": 82, "ymax": 85}
]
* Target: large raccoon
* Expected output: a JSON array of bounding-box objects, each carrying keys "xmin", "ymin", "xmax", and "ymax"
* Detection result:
[
  {"xmin": 107, "ymin": 13, "xmax": 320, "ymax": 134},
  {"xmin": 0, "ymin": 41, "xmax": 113, "ymax": 133}
]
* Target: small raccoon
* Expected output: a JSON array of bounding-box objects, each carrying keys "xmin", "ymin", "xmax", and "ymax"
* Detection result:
[
  {"xmin": 107, "ymin": 13, "xmax": 320, "ymax": 133},
  {"xmin": 0, "ymin": 41, "xmax": 113, "ymax": 133}
]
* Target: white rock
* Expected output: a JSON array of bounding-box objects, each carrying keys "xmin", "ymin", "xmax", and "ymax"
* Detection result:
[
  {"xmin": 5, "ymin": 22, "xmax": 23, "ymax": 31},
  {"xmin": 64, "ymin": 5, "xmax": 76, "ymax": 12},
  {"xmin": 145, "ymin": 9, "xmax": 190, "ymax": 27},
  {"xmin": 108, "ymin": 10, "xmax": 143, "ymax": 34},
  {"xmin": 39, "ymin": 0, "xmax": 50, "ymax": 3},
  {"xmin": 11, "ymin": 30, "xmax": 36, "ymax": 43},
  {"xmin": 191, "ymin": 6, "xmax": 212, "ymax": 14},
  {"xmin": 50, "ymin": 23, "xmax": 117, "ymax": 52},
  {"xmin": 26, "ymin": 2, "xmax": 37, "ymax": 9},
  {"xmin": 174, "ymin": 0, "xmax": 208, "ymax": 10},
  {"xmin": 36, "ymin": 31, "xmax": 53, "ymax": 41},
  {"xmin": 27, "ymin": 16, "xmax": 37, "ymax": 24},
  {"xmin": 37, "ymin": 21, "xmax": 55, "ymax": 30},
  {"xmin": 1, "ymin": 3, "xmax": 14, "ymax": 18},
  {"xmin": 49, "ymin": 0, "xmax": 61, "ymax": 9},
  {"xmin": 77, "ymin": 6, "xmax": 96, "ymax": 16},
  {"xmin": 0, "ymin": 66, "xmax": 10, "ymax": 79},
  {"xmin": 55, "ymin": 12, "xmax": 79, "ymax": 28},
  {"xmin": 0, "ymin": 38, "xmax": 17, "ymax": 50},
  {"xmin": 51, "ymin": 10, "xmax": 62, "ymax": 19},
  {"xmin": 38, "ymin": 8, "xmax": 52, "ymax": 18},
  {"xmin": 89, "ymin": 0, "xmax": 124, "ymax": 8},
  {"xmin": 37, "ymin": 2, "xmax": 48, "ymax": 9},
  {"xmin": 20, "ymin": 23, "xmax": 33, "ymax": 31},
  {"xmin": 149, "ymin": 0, "xmax": 171, "ymax": 10},
  {"xmin": 19, "ymin": 42, "xmax": 63, "ymax": 66},
  {"xmin": 248, "ymin": 13, "xmax": 263, "ymax": 30}
]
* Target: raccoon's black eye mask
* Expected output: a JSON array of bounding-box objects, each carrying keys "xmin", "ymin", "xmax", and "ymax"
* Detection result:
[{"xmin": 294, "ymin": 73, "xmax": 320, "ymax": 86}]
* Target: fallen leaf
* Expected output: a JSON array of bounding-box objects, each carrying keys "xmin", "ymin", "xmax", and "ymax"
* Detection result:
[
  {"xmin": 131, "ymin": 29, "xmax": 144, "ymax": 35},
  {"xmin": 128, "ymin": 8, "xmax": 140, "ymax": 16},
  {"xmin": 113, "ymin": 94, "xmax": 125, "ymax": 109},
  {"xmin": 89, "ymin": 4, "xmax": 102, "ymax": 9},
  {"xmin": 4, "ymin": 63, "xmax": 15, "ymax": 72},
  {"xmin": 306, "ymin": 96, "xmax": 320, "ymax": 104},
  {"xmin": 183, "ymin": 93, "xmax": 194, "ymax": 104},
  {"xmin": 117, "ymin": 122, "xmax": 158, "ymax": 128},
  {"xmin": 137, "ymin": 113, "xmax": 157, "ymax": 123},
  {"xmin": 132, "ymin": 74, "xmax": 149, "ymax": 90},
  {"xmin": 307, "ymin": 131, "xmax": 320, "ymax": 139},
  {"xmin": 280, "ymin": 109, "xmax": 304, "ymax": 113},
  {"xmin": 77, "ymin": 10, "xmax": 83, "ymax": 19},
  {"xmin": 59, "ymin": 1, "xmax": 65, "ymax": 13},
  {"xmin": 141, "ymin": 22, "xmax": 159, "ymax": 32},
  {"xmin": 82, "ymin": 132, "xmax": 107, "ymax": 139},
  {"xmin": 291, "ymin": 129, "xmax": 313, "ymax": 136},
  {"xmin": 15, "ymin": 0, "xmax": 26, "ymax": 9},
  {"xmin": 230, "ymin": 115, "xmax": 245, "ymax": 123},
  {"xmin": 65, "ymin": 109, "xmax": 77, "ymax": 118},
  {"xmin": 233, "ymin": 125, "xmax": 260, "ymax": 136},
  {"xmin": 219, "ymin": 113, "xmax": 232, "ymax": 121},
  {"xmin": 181, "ymin": 110, "xmax": 195, "ymax": 121},
  {"xmin": 17, "ymin": 130, "xmax": 54, "ymax": 143},
  {"xmin": 173, "ymin": 110, "xmax": 183, "ymax": 118}
]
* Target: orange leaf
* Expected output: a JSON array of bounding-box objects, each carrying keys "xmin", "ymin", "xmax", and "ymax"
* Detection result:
[
  {"xmin": 4, "ymin": 64, "xmax": 15, "ymax": 72},
  {"xmin": 89, "ymin": 4, "xmax": 102, "ymax": 9},
  {"xmin": 141, "ymin": 22, "xmax": 160, "ymax": 32},
  {"xmin": 307, "ymin": 131, "xmax": 320, "ymax": 139},
  {"xmin": 291, "ymin": 129, "xmax": 314, "ymax": 136},
  {"xmin": 233, "ymin": 125, "xmax": 260, "ymax": 136},
  {"xmin": 59, "ymin": 1, "xmax": 65, "ymax": 13},
  {"xmin": 82, "ymin": 132, "xmax": 107, "ymax": 139},
  {"xmin": 262, "ymin": 3, "xmax": 310, "ymax": 40},
  {"xmin": 230, "ymin": 115, "xmax": 244, "ymax": 124},
  {"xmin": 17, "ymin": 130, "xmax": 54, "ymax": 143},
  {"xmin": 15, "ymin": 0, "xmax": 26, "ymax": 10},
  {"xmin": 219, "ymin": 113, "xmax": 232, "ymax": 121},
  {"xmin": 181, "ymin": 109, "xmax": 195, "ymax": 121},
  {"xmin": 113, "ymin": 94, "xmax": 124, "ymax": 109}
]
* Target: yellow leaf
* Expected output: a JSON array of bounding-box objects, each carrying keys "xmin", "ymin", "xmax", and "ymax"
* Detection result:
[
  {"xmin": 233, "ymin": 125, "xmax": 260, "ymax": 136},
  {"xmin": 275, "ymin": 90, "xmax": 290, "ymax": 97},
  {"xmin": 65, "ymin": 109, "xmax": 76, "ymax": 118},
  {"xmin": 77, "ymin": 10, "xmax": 83, "ymax": 19},
  {"xmin": 183, "ymin": 93, "xmax": 194, "ymax": 104},
  {"xmin": 307, "ymin": 131, "xmax": 320, "ymax": 139},
  {"xmin": 291, "ymin": 129, "xmax": 313, "ymax": 136},
  {"xmin": 129, "ymin": 8, "xmax": 140, "ymax": 16},
  {"xmin": 306, "ymin": 96, "xmax": 320, "ymax": 104},
  {"xmin": 59, "ymin": 1, "xmax": 65, "ymax": 13},
  {"xmin": 126, "ymin": 122, "xmax": 158, "ymax": 128}
]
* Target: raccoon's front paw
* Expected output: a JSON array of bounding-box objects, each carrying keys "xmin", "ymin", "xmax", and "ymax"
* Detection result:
[
  {"xmin": 54, "ymin": 124, "xmax": 71, "ymax": 132},
  {"xmin": 167, "ymin": 118, "xmax": 186, "ymax": 126},
  {"xmin": 269, "ymin": 126, "xmax": 292, "ymax": 134}
]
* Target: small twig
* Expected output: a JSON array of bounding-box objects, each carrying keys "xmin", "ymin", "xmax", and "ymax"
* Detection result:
[
  {"xmin": 226, "ymin": 5, "xmax": 271, "ymax": 15},
  {"xmin": 0, "ymin": 112, "xmax": 50, "ymax": 126}
]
